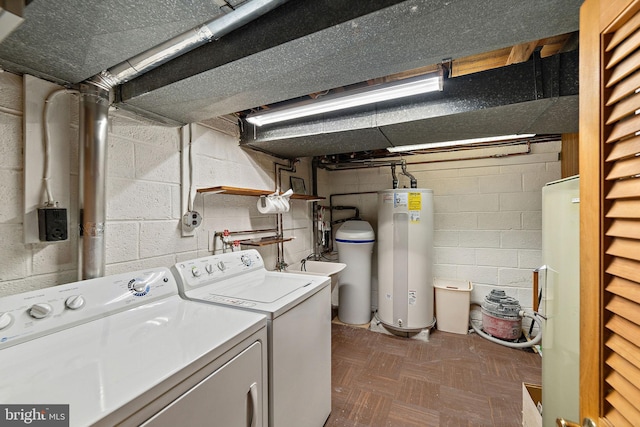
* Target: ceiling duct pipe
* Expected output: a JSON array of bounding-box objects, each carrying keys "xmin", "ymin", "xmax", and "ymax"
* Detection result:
[
  {"xmin": 401, "ymin": 161, "xmax": 417, "ymax": 188},
  {"xmin": 78, "ymin": 0, "xmax": 289, "ymax": 278},
  {"xmin": 93, "ymin": 0, "xmax": 290, "ymax": 89},
  {"xmin": 390, "ymin": 164, "xmax": 398, "ymax": 189},
  {"xmin": 78, "ymin": 83, "xmax": 109, "ymax": 280}
]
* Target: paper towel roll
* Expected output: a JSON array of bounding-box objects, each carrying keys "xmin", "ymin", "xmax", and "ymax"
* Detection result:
[
  {"xmin": 257, "ymin": 195, "xmax": 277, "ymax": 214},
  {"xmin": 257, "ymin": 192, "xmax": 292, "ymax": 214}
]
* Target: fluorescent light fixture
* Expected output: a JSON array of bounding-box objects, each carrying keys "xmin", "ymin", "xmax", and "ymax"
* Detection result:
[
  {"xmin": 387, "ymin": 134, "xmax": 537, "ymax": 153},
  {"xmin": 245, "ymin": 73, "xmax": 443, "ymax": 127}
]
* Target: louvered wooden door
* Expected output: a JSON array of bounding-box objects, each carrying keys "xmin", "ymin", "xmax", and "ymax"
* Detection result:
[{"xmin": 580, "ymin": 0, "xmax": 640, "ymax": 425}]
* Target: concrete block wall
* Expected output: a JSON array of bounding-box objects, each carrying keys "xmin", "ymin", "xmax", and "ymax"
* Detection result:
[
  {"xmin": 0, "ymin": 70, "xmax": 557, "ymax": 310},
  {"xmin": 0, "ymin": 73, "xmax": 313, "ymax": 297},
  {"xmin": 189, "ymin": 123, "xmax": 314, "ymax": 269},
  {"xmin": 317, "ymin": 141, "xmax": 561, "ymax": 312}
]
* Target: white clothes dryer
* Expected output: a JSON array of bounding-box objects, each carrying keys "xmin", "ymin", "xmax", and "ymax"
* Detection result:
[
  {"xmin": 172, "ymin": 249, "xmax": 331, "ymax": 427},
  {"xmin": 0, "ymin": 267, "xmax": 268, "ymax": 427}
]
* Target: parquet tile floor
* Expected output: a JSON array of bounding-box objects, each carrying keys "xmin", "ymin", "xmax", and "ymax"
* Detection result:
[{"xmin": 324, "ymin": 323, "xmax": 542, "ymax": 427}]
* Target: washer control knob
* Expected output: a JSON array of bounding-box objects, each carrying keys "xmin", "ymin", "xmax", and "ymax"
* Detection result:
[
  {"xmin": 128, "ymin": 277, "xmax": 151, "ymax": 296},
  {"xmin": 28, "ymin": 303, "xmax": 53, "ymax": 319},
  {"xmin": 241, "ymin": 254, "xmax": 252, "ymax": 267},
  {"xmin": 65, "ymin": 295, "xmax": 85, "ymax": 310},
  {"xmin": 132, "ymin": 280, "xmax": 148, "ymax": 293},
  {"xmin": 217, "ymin": 261, "xmax": 226, "ymax": 271},
  {"xmin": 0, "ymin": 312, "xmax": 13, "ymax": 330},
  {"xmin": 205, "ymin": 264, "xmax": 214, "ymax": 274},
  {"xmin": 191, "ymin": 267, "xmax": 201, "ymax": 277}
]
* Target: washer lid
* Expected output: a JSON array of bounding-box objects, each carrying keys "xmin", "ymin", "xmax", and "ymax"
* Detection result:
[
  {"xmin": 185, "ymin": 270, "xmax": 330, "ymax": 318},
  {"xmin": 213, "ymin": 273, "xmax": 314, "ymax": 303},
  {"xmin": 335, "ymin": 220, "xmax": 375, "ymax": 242}
]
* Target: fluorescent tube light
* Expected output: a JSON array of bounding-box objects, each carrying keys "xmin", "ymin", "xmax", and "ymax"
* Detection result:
[
  {"xmin": 387, "ymin": 134, "xmax": 537, "ymax": 152},
  {"xmin": 245, "ymin": 73, "xmax": 442, "ymax": 127}
]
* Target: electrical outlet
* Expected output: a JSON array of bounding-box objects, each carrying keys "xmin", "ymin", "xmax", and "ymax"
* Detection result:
[
  {"xmin": 37, "ymin": 207, "xmax": 68, "ymax": 242},
  {"xmin": 182, "ymin": 211, "xmax": 202, "ymax": 232}
]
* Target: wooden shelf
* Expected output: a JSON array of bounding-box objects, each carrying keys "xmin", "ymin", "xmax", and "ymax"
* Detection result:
[
  {"xmin": 238, "ymin": 236, "xmax": 294, "ymax": 247},
  {"xmin": 197, "ymin": 186, "xmax": 324, "ymax": 201}
]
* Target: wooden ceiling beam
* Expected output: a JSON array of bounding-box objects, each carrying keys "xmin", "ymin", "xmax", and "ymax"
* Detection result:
[
  {"xmin": 369, "ymin": 64, "xmax": 440, "ymax": 84},
  {"xmin": 451, "ymin": 46, "xmax": 512, "ymax": 77},
  {"xmin": 539, "ymin": 33, "xmax": 574, "ymax": 57},
  {"xmin": 506, "ymin": 40, "xmax": 539, "ymax": 65}
]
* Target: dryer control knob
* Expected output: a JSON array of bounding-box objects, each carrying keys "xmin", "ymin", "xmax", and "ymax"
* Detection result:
[
  {"xmin": 217, "ymin": 261, "xmax": 226, "ymax": 271},
  {"xmin": 28, "ymin": 303, "xmax": 53, "ymax": 319},
  {"xmin": 191, "ymin": 267, "xmax": 202, "ymax": 277},
  {"xmin": 0, "ymin": 312, "xmax": 12, "ymax": 330},
  {"xmin": 65, "ymin": 295, "xmax": 85, "ymax": 310},
  {"xmin": 205, "ymin": 264, "xmax": 214, "ymax": 274}
]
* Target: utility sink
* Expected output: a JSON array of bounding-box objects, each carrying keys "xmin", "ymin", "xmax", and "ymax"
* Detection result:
[{"xmin": 285, "ymin": 260, "xmax": 346, "ymax": 292}]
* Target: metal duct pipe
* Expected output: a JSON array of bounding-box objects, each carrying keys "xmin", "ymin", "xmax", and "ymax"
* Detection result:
[
  {"xmin": 401, "ymin": 162, "xmax": 417, "ymax": 188},
  {"xmin": 390, "ymin": 164, "xmax": 398, "ymax": 189},
  {"xmin": 94, "ymin": 0, "xmax": 289, "ymax": 88},
  {"xmin": 76, "ymin": 0, "xmax": 288, "ymax": 277},
  {"xmin": 79, "ymin": 83, "xmax": 109, "ymax": 279}
]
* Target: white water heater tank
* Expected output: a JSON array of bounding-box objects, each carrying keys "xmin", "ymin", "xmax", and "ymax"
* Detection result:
[{"xmin": 377, "ymin": 188, "xmax": 435, "ymax": 331}]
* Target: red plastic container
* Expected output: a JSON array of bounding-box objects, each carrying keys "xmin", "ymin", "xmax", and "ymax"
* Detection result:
[{"xmin": 481, "ymin": 310, "xmax": 522, "ymax": 340}]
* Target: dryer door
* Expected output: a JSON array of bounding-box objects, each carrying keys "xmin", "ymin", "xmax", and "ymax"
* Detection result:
[{"xmin": 142, "ymin": 341, "xmax": 263, "ymax": 427}]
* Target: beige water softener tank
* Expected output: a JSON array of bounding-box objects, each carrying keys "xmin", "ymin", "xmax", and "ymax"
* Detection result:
[
  {"xmin": 335, "ymin": 221, "xmax": 375, "ymax": 325},
  {"xmin": 377, "ymin": 189, "xmax": 435, "ymax": 331}
]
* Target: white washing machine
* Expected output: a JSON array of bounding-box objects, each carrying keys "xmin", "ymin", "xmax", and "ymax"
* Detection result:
[
  {"xmin": 172, "ymin": 249, "xmax": 331, "ymax": 427},
  {"xmin": 0, "ymin": 267, "xmax": 268, "ymax": 427}
]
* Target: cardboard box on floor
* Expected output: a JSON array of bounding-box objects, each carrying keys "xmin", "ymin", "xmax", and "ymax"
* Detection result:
[{"xmin": 522, "ymin": 382, "xmax": 542, "ymax": 427}]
